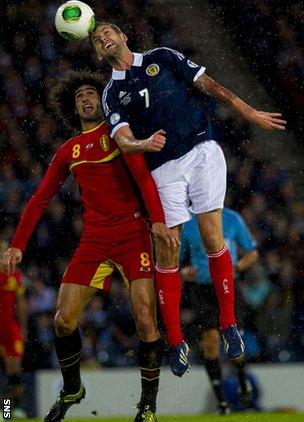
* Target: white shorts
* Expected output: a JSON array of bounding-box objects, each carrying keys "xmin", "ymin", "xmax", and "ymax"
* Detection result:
[{"xmin": 151, "ymin": 140, "xmax": 227, "ymax": 228}]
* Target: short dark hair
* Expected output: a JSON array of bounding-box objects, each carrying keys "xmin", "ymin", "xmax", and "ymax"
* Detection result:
[
  {"xmin": 93, "ymin": 21, "xmax": 123, "ymax": 34},
  {"xmin": 49, "ymin": 70, "xmax": 105, "ymax": 131}
]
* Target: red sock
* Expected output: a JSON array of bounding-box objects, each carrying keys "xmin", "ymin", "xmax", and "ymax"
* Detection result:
[
  {"xmin": 208, "ymin": 244, "xmax": 236, "ymax": 329},
  {"xmin": 155, "ymin": 265, "xmax": 183, "ymax": 346}
]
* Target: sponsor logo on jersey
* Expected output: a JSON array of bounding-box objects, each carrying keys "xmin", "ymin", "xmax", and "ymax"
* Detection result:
[
  {"xmin": 146, "ymin": 63, "xmax": 160, "ymax": 76},
  {"xmin": 100, "ymin": 134, "xmax": 109, "ymax": 151},
  {"xmin": 120, "ymin": 93, "xmax": 131, "ymax": 106},
  {"xmin": 110, "ymin": 113, "xmax": 120, "ymax": 125},
  {"xmin": 187, "ymin": 59, "xmax": 199, "ymax": 68},
  {"xmin": 85, "ymin": 143, "xmax": 94, "ymax": 150},
  {"xmin": 119, "ymin": 91, "xmax": 126, "ymax": 99}
]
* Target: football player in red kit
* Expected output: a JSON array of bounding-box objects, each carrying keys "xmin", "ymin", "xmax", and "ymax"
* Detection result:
[
  {"xmin": 0, "ymin": 240, "xmax": 27, "ymax": 417},
  {"xmin": 2, "ymin": 71, "xmax": 178, "ymax": 422}
]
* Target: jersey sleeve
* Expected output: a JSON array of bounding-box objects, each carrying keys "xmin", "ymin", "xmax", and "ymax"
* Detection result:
[
  {"xmin": 11, "ymin": 148, "xmax": 69, "ymax": 251},
  {"xmin": 102, "ymin": 82, "xmax": 129, "ymax": 138},
  {"xmin": 234, "ymin": 213, "xmax": 257, "ymax": 252},
  {"xmin": 122, "ymin": 152, "xmax": 165, "ymax": 224},
  {"xmin": 150, "ymin": 47, "xmax": 206, "ymax": 85}
]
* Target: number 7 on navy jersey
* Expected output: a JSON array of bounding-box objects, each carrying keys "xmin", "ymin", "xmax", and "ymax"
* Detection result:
[{"xmin": 139, "ymin": 88, "xmax": 150, "ymax": 108}]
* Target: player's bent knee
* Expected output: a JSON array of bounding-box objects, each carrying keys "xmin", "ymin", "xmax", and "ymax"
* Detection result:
[
  {"xmin": 155, "ymin": 242, "xmax": 179, "ymax": 268},
  {"xmin": 203, "ymin": 234, "xmax": 224, "ymax": 254},
  {"xmin": 54, "ymin": 311, "xmax": 77, "ymax": 337}
]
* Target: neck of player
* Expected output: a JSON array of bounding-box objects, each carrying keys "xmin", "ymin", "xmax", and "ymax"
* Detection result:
[
  {"xmin": 81, "ymin": 118, "xmax": 103, "ymax": 132},
  {"xmin": 110, "ymin": 48, "xmax": 134, "ymax": 71}
]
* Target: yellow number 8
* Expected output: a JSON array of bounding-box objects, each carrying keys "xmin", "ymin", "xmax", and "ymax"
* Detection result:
[
  {"xmin": 140, "ymin": 252, "xmax": 151, "ymax": 267},
  {"xmin": 72, "ymin": 144, "xmax": 81, "ymax": 158}
]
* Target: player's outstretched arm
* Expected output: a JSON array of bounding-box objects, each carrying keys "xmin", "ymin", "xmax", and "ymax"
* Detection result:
[
  {"xmin": 122, "ymin": 152, "xmax": 179, "ymax": 248},
  {"xmin": 195, "ymin": 74, "xmax": 287, "ymax": 131},
  {"xmin": 2, "ymin": 247, "xmax": 22, "ymax": 275},
  {"xmin": 8, "ymin": 149, "xmax": 69, "ymax": 254},
  {"xmin": 114, "ymin": 125, "xmax": 166, "ymax": 154}
]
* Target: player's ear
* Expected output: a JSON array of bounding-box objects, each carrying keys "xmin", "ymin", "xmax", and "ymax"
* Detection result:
[{"xmin": 122, "ymin": 33, "xmax": 128, "ymax": 43}]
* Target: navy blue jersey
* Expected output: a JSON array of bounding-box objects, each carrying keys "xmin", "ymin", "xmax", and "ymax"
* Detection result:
[{"xmin": 102, "ymin": 48, "xmax": 213, "ymax": 171}]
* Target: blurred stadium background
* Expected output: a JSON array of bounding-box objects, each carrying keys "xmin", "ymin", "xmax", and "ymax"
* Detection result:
[{"xmin": 0, "ymin": 0, "xmax": 304, "ymax": 418}]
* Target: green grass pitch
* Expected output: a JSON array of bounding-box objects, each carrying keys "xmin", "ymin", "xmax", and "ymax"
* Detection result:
[{"xmin": 24, "ymin": 413, "xmax": 304, "ymax": 422}]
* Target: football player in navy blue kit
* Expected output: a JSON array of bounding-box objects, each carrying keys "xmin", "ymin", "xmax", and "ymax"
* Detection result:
[{"xmin": 91, "ymin": 22, "xmax": 286, "ymax": 385}]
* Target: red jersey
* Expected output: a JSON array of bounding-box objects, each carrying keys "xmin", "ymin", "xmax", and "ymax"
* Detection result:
[
  {"xmin": 0, "ymin": 270, "xmax": 24, "ymax": 327},
  {"xmin": 11, "ymin": 121, "xmax": 164, "ymax": 250}
]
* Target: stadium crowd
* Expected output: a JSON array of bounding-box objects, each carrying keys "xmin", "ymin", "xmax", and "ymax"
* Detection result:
[
  {"xmin": 210, "ymin": 0, "xmax": 304, "ymax": 141},
  {"xmin": 1, "ymin": 0, "xmax": 304, "ymax": 386}
]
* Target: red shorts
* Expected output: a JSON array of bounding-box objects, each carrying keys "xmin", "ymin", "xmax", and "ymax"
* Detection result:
[
  {"xmin": 0, "ymin": 321, "xmax": 24, "ymax": 359},
  {"xmin": 62, "ymin": 214, "xmax": 154, "ymax": 289}
]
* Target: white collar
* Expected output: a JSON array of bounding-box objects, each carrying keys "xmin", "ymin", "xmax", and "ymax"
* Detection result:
[
  {"xmin": 132, "ymin": 52, "xmax": 143, "ymax": 66},
  {"xmin": 112, "ymin": 52, "xmax": 143, "ymax": 80}
]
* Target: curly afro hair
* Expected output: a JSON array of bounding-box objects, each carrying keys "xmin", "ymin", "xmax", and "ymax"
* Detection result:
[{"xmin": 49, "ymin": 70, "xmax": 105, "ymax": 131}]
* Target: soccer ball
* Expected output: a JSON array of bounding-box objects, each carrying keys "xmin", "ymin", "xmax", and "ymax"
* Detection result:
[{"xmin": 55, "ymin": 1, "xmax": 96, "ymax": 41}]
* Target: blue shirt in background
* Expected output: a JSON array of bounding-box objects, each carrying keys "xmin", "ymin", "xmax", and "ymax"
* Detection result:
[{"xmin": 180, "ymin": 208, "xmax": 257, "ymax": 285}]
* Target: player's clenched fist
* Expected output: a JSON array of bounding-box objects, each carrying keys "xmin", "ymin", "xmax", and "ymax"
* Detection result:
[
  {"xmin": 142, "ymin": 129, "xmax": 166, "ymax": 152},
  {"xmin": 2, "ymin": 247, "xmax": 22, "ymax": 275}
]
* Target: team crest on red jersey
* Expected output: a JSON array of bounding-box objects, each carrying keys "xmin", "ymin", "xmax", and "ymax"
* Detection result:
[{"xmin": 100, "ymin": 134, "xmax": 110, "ymax": 151}]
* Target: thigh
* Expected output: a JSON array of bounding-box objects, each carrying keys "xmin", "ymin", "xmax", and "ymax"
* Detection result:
[
  {"xmin": 56, "ymin": 283, "xmax": 98, "ymax": 322},
  {"xmin": 0, "ymin": 321, "xmax": 23, "ymax": 359},
  {"xmin": 151, "ymin": 160, "xmax": 191, "ymax": 228},
  {"xmin": 189, "ymin": 141, "xmax": 227, "ymax": 214},
  {"xmin": 111, "ymin": 217, "xmax": 154, "ymax": 286},
  {"xmin": 197, "ymin": 209, "xmax": 223, "ymax": 241},
  {"xmin": 63, "ymin": 237, "xmax": 115, "ymax": 290},
  {"xmin": 154, "ymin": 224, "xmax": 182, "ymax": 267}
]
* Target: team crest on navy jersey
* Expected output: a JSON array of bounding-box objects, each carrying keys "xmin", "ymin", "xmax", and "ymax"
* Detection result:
[
  {"xmin": 100, "ymin": 134, "xmax": 109, "ymax": 151},
  {"xmin": 146, "ymin": 63, "xmax": 160, "ymax": 76}
]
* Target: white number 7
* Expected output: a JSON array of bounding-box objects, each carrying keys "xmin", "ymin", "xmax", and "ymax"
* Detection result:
[{"xmin": 139, "ymin": 88, "xmax": 150, "ymax": 108}]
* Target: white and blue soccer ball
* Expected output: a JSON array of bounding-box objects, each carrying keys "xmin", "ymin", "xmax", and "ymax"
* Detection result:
[{"xmin": 55, "ymin": 1, "xmax": 96, "ymax": 41}]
